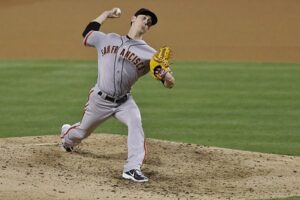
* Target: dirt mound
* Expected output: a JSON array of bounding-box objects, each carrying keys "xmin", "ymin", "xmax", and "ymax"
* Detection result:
[{"xmin": 0, "ymin": 134, "xmax": 299, "ymax": 200}]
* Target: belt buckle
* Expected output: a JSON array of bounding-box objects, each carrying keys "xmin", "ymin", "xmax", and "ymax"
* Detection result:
[
  {"xmin": 116, "ymin": 94, "xmax": 127, "ymax": 104},
  {"xmin": 114, "ymin": 96, "xmax": 122, "ymax": 104}
]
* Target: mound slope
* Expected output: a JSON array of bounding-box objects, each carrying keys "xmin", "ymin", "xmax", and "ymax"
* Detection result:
[{"xmin": 0, "ymin": 134, "xmax": 299, "ymax": 200}]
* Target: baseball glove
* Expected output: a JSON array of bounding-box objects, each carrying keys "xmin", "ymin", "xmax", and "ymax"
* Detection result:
[{"xmin": 150, "ymin": 46, "xmax": 172, "ymax": 80}]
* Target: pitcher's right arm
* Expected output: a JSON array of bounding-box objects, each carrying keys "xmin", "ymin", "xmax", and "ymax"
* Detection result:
[
  {"xmin": 82, "ymin": 8, "xmax": 121, "ymax": 38},
  {"xmin": 82, "ymin": 8, "xmax": 121, "ymax": 47}
]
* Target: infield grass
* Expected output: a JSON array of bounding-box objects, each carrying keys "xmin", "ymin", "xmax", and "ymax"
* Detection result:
[
  {"xmin": 264, "ymin": 197, "xmax": 300, "ymax": 200},
  {"xmin": 0, "ymin": 60, "xmax": 299, "ymax": 156}
]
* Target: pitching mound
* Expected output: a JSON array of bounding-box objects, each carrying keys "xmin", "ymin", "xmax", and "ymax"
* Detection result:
[{"xmin": 0, "ymin": 134, "xmax": 299, "ymax": 200}]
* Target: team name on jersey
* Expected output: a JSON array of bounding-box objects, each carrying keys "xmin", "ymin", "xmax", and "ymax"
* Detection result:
[{"xmin": 101, "ymin": 45, "xmax": 144, "ymax": 69}]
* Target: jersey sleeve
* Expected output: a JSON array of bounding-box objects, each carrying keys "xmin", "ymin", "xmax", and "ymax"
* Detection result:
[
  {"xmin": 82, "ymin": 22, "xmax": 101, "ymax": 38},
  {"xmin": 140, "ymin": 61, "xmax": 151, "ymax": 75},
  {"xmin": 83, "ymin": 31, "xmax": 106, "ymax": 48},
  {"xmin": 142, "ymin": 45, "xmax": 156, "ymax": 75}
]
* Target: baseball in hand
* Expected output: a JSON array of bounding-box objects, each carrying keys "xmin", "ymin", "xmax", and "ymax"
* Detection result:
[{"xmin": 114, "ymin": 8, "xmax": 121, "ymax": 16}]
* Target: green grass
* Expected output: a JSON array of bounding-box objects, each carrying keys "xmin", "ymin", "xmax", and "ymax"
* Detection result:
[
  {"xmin": 0, "ymin": 60, "xmax": 300, "ymax": 156},
  {"xmin": 263, "ymin": 197, "xmax": 300, "ymax": 200}
]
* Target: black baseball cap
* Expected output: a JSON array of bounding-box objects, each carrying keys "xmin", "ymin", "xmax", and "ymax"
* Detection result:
[{"xmin": 134, "ymin": 8, "xmax": 158, "ymax": 26}]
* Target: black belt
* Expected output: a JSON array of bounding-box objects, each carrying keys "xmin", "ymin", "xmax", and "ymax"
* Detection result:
[{"xmin": 98, "ymin": 91, "xmax": 128, "ymax": 104}]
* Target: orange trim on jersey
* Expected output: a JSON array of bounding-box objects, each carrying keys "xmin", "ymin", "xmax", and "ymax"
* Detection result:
[
  {"xmin": 88, "ymin": 89, "xmax": 94, "ymax": 99},
  {"xmin": 141, "ymin": 140, "xmax": 147, "ymax": 167},
  {"xmin": 83, "ymin": 31, "xmax": 94, "ymax": 46},
  {"xmin": 80, "ymin": 88, "xmax": 94, "ymax": 120},
  {"xmin": 61, "ymin": 125, "xmax": 80, "ymax": 139},
  {"xmin": 62, "ymin": 89, "xmax": 94, "ymax": 139}
]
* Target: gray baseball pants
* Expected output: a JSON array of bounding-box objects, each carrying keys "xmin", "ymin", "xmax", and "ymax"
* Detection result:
[{"xmin": 62, "ymin": 86, "xmax": 146, "ymax": 172}]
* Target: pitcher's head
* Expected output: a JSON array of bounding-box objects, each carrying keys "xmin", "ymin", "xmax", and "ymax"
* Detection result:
[{"xmin": 130, "ymin": 8, "xmax": 158, "ymax": 34}]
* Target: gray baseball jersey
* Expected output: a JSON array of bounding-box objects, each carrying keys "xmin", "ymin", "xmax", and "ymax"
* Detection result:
[
  {"xmin": 61, "ymin": 30, "xmax": 156, "ymax": 172},
  {"xmin": 84, "ymin": 31, "xmax": 155, "ymax": 97}
]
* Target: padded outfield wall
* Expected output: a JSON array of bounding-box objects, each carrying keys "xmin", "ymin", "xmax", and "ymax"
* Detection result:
[{"xmin": 0, "ymin": 0, "xmax": 300, "ymax": 62}]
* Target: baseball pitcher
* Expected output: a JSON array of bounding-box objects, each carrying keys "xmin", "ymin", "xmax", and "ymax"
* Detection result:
[{"xmin": 60, "ymin": 7, "xmax": 175, "ymax": 182}]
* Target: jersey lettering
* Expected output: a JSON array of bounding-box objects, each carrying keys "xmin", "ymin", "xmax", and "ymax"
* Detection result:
[
  {"xmin": 124, "ymin": 50, "xmax": 132, "ymax": 59},
  {"xmin": 132, "ymin": 55, "xmax": 138, "ymax": 63},
  {"xmin": 128, "ymin": 53, "xmax": 135, "ymax": 61},
  {"xmin": 122, "ymin": 50, "xmax": 144, "ymax": 69},
  {"xmin": 136, "ymin": 62, "xmax": 144, "ymax": 69},
  {"xmin": 101, "ymin": 45, "xmax": 119, "ymax": 56},
  {"xmin": 120, "ymin": 48, "xmax": 125, "ymax": 56},
  {"xmin": 100, "ymin": 45, "xmax": 145, "ymax": 69},
  {"xmin": 134, "ymin": 58, "xmax": 140, "ymax": 65}
]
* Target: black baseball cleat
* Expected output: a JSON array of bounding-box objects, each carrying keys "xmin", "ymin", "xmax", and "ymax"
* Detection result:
[
  {"xmin": 122, "ymin": 169, "xmax": 148, "ymax": 182},
  {"xmin": 61, "ymin": 144, "xmax": 74, "ymax": 152},
  {"xmin": 60, "ymin": 124, "xmax": 74, "ymax": 152}
]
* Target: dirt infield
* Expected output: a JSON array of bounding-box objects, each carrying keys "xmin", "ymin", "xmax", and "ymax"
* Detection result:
[
  {"xmin": 0, "ymin": 134, "xmax": 299, "ymax": 200},
  {"xmin": 1, "ymin": 0, "xmax": 300, "ymax": 62}
]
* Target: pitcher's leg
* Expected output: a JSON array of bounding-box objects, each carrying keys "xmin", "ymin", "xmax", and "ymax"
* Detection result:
[
  {"xmin": 115, "ymin": 96, "xmax": 146, "ymax": 172},
  {"xmin": 61, "ymin": 89, "xmax": 114, "ymax": 148},
  {"xmin": 124, "ymin": 118, "xmax": 146, "ymax": 172},
  {"xmin": 62, "ymin": 109, "xmax": 103, "ymax": 147}
]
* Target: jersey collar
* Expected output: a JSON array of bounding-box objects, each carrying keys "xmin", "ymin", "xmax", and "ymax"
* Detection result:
[{"xmin": 123, "ymin": 35, "xmax": 146, "ymax": 44}]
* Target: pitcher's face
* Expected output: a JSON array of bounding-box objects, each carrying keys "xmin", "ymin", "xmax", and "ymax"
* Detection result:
[{"xmin": 131, "ymin": 15, "xmax": 152, "ymax": 34}]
